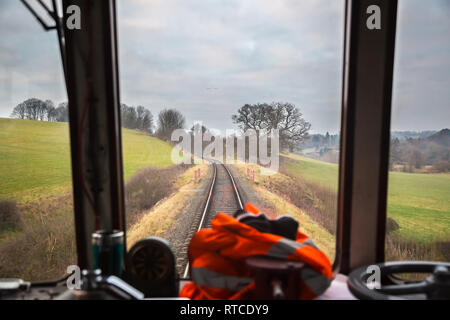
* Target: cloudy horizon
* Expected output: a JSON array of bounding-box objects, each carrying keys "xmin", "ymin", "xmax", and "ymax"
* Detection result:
[{"xmin": 0, "ymin": 0, "xmax": 449, "ymax": 134}]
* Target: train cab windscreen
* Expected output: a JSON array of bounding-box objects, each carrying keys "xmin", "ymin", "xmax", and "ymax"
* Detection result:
[
  {"xmin": 0, "ymin": 0, "xmax": 449, "ymax": 306},
  {"xmin": 117, "ymin": 0, "xmax": 344, "ymax": 279},
  {"xmin": 0, "ymin": 0, "xmax": 76, "ymax": 281},
  {"xmin": 386, "ymin": 0, "xmax": 450, "ymax": 265}
]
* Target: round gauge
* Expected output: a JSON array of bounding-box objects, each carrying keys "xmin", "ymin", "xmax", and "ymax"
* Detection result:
[{"xmin": 126, "ymin": 237, "xmax": 178, "ymax": 297}]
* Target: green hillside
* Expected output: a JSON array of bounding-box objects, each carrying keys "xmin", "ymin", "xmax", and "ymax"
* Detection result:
[
  {"xmin": 283, "ymin": 153, "xmax": 450, "ymax": 243},
  {"xmin": 0, "ymin": 118, "xmax": 173, "ymax": 201},
  {"xmin": 283, "ymin": 153, "xmax": 339, "ymax": 191}
]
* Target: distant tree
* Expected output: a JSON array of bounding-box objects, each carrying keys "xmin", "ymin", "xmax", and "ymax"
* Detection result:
[
  {"xmin": 120, "ymin": 104, "xmax": 153, "ymax": 133},
  {"xmin": 127, "ymin": 108, "xmax": 137, "ymax": 129},
  {"xmin": 156, "ymin": 108, "xmax": 185, "ymax": 141},
  {"xmin": 232, "ymin": 103, "xmax": 269, "ymax": 132},
  {"xmin": 55, "ymin": 102, "xmax": 69, "ymax": 122},
  {"xmin": 10, "ymin": 102, "xmax": 27, "ymax": 119},
  {"xmin": 44, "ymin": 100, "xmax": 56, "ymax": 121},
  {"xmin": 432, "ymin": 160, "xmax": 450, "ymax": 173},
  {"xmin": 46, "ymin": 106, "xmax": 57, "ymax": 122},
  {"xmin": 410, "ymin": 149, "xmax": 424, "ymax": 169},
  {"xmin": 190, "ymin": 124, "xmax": 208, "ymax": 134},
  {"xmin": 25, "ymin": 99, "xmax": 37, "ymax": 120},
  {"xmin": 10, "ymin": 99, "xmax": 68, "ymax": 122},
  {"xmin": 264, "ymin": 102, "xmax": 311, "ymax": 151},
  {"xmin": 140, "ymin": 109, "xmax": 154, "ymax": 133},
  {"xmin": 135, "ymin": 106, "xmax": 145, "ymax": 129},
  {"xmin": 120, "ymin": 104, "xmax": 138, "ymax": 129},
  {"xmin": 10, "ymin": 98, "xmax": 47, "ymax": 120},
  {"xmin": 233, "ymin": 102, "xmax": 310, "ymax": 151},
  {"xmin": 312, "ymin": 135, "xmax": 320, "ymax": 144},
  {"xmin": 37, "ymin": 102, "xmax": 47, "ymax": 121},
  {"xmin": 135, "ymin": 105, "xmax": 153, "ymax": 133},
  {"xmin": 389, "ymin": 137, "xmax": 401, "ymax": 170}
]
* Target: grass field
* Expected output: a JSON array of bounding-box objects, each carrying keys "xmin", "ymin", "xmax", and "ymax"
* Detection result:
[
  {"xmin": 0, "ymin": 118, "xmax": 174, "ymax": 201},
  {"xmin": 283, "ymin": 153, "xmax": 450, "ymax": 244},
  {"xmin": 283, "ymin": 153, "xmax": 339, "ymax": 191},
  {"xmin": 0, "ymin": 118, "xmax": 176, "ymax": 280},
  {"xmin": 387, "ymin": 173, "xmax": 450, "ymax": 242}
]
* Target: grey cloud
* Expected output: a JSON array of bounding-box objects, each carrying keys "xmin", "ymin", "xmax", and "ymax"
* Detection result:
[
  {"xmin": 392, "ymin": 0, "xmax": 450, "ymax": 131},
  {"xmin": 0, "ymin": 0, "xmax": 66, "ymax": 117},
  {"xmin": 117, "ymin": 0, "xmax": 344, "ymax": 133},
  {"xmin": 0, "ymin": 0, "xmax": 448, "ymax": 133}
]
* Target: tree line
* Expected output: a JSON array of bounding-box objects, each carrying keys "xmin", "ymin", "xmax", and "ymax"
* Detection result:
[
  {"xmin": 11, "ymin": 98, "xmax": 188, "ymax": 138},
  {"xmin": 11, "ymin": 98, "xmax": 68, "ymax": 122},
  {"xmin": 120, "ymin": 103, "xmax": 154, "ymax": 133},
  {"xmin": 121, "ymin": 106, "xmax": 187, "ymax": 139},
  {"xmin": 390, "ymin": 129, "xmax": 450, "ymax": 173},
  {"xmin": 11, "ymin": 98, "xmax": 311, "ymax": 151}
]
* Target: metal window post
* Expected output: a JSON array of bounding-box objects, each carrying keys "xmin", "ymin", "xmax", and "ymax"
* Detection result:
[
  {"xmin": 62, "ymin": 0, "xmax": 126, "ymax": 270},
  {"xmin": 336, "ymin": 0, "xmax": 398, "ymax": 273}
]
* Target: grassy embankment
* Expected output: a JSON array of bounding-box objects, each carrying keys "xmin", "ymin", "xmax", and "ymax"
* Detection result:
[
  {"xmin": 230, "ymin": 152, "xmax": 449, "ymax": 262},
  {"xmin": 126, "ymin": 162, "xmax": 209, "ymax": 249},
  {"xmin": 0, "ymin": 118, "xmax": 176, "ymax": 280},
  {"xmin": 231, "ymin": 160, "xmax": 335, "ymax": 261}
]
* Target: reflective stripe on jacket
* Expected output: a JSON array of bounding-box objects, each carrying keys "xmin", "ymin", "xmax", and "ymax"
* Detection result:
[{"xmin": 180, "ymin": 211, "xmax": 333, "ymax": 300}]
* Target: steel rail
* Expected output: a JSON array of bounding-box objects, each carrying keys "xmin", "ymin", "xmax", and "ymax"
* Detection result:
[{"xmin": 182, "ymin": 160, "xmax": 243, "ymax": 278}]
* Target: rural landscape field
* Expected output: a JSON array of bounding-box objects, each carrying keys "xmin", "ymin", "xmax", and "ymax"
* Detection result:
[
  {"xmin": 0, "ymin": 118, "xmax": 174, "ymax": 201},
  {"xmin": 0, "ymin": 118, "xmax": 175, "ymax": 280},
  {"xmin": 1, "ymin": 117, "xmax": 448, "ymax": 281},
  {"xmin": 283, "ymin": 153, "xmax": 450, "ymax": 261}
]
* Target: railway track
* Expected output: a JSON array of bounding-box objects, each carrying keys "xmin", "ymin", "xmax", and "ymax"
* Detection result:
[{"xmin": 182, "ymin": 161, "xmax": 244, "ymax": 278}]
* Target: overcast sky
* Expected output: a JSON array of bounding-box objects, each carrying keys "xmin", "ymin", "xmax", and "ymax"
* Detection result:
[{"xmin": 0, "ymin": 0, "xmax": 449, "ymax": 134}]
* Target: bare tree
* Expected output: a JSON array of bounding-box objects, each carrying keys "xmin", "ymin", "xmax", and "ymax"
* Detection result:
[
  {"xmin": 265, "ymin": 102, "xmax": 311, "ymax": 151},
  {"xmin": 55, "ymin": 102, "xmax": 69, "ymax": 122},
  {"xmin": 26, "ymin": 99, "xmax": 37, "ymax": 120},
  {"xmin": 10, "ymin": 102, "xmax": 27, "ymax": 119},
  {"xmin": 44, "ymin": 100, "xmax": 56, "ymax": 121},
  {"xmin": 135, "ymin": 105, "xmax": 154, "ymax": 133},
  {"xmin": 140, "ymin": 108, "xmax": 154, "ymax": 133},
  {"xmin": 10, "ymin": 98, "xmax": 46, "ymax": 120},
  {"xmin": 142, "ymin": 113, "xmax": 153, "ymax": 133},
  {"xmin": 409, "ymin": 149, "xmax": 424, "ymax": 169},
  {"xmin": 37, "ymin": 102, "xmax": 47, "ymax": 121},
  {"xmin": 11, "ymin": 99, "xmax": 67, "ymax": 122},
  {"xmin": 120, "ymin": 104, "xmax": 138, "ymax": 129},
  {"xmin": 232, "ymin": 102, "xmax": 311, "ymax": 151},
  {"xmin": 120, "ymin": 104, "xmax": 153, "ymax": 133},
  {"xmin": 231, "ymin": 103, "xmax": 269, "ymax": 132},
  {"xmin": 46, "ymin": 106, "xmax": 57, "ymax": 121},
  {"xmin": 136, "ymin": 105, "xmax": 145, "ymax": 129},
  {"xmin": 156, "ymin": 108, "xmax": 185, "ymax": 141},
  {"xmin": 190, "ymin": 123, "xmax": 208, "ymax": 134}
]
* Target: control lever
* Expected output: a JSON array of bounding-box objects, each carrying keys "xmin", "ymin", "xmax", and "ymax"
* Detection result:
[
  {"xmin": 246, "ymin": 256, "xmax": 304, "ymax": 299},
  {"xmin": 56, "ymin": 269, "xmax": 144, "ymax": 300},
  {"xmin": 99, "ymin": 273, "xmax": 144, "ymax": 300},
  {"xmin": 0, "ymin": 278, "xmax": 31, "ymax": 297}
]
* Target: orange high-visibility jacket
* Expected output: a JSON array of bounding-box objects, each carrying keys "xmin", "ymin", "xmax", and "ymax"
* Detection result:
[{"xmin": 180, "ymin": 205, "xmax": 333, "ymax": 300}]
